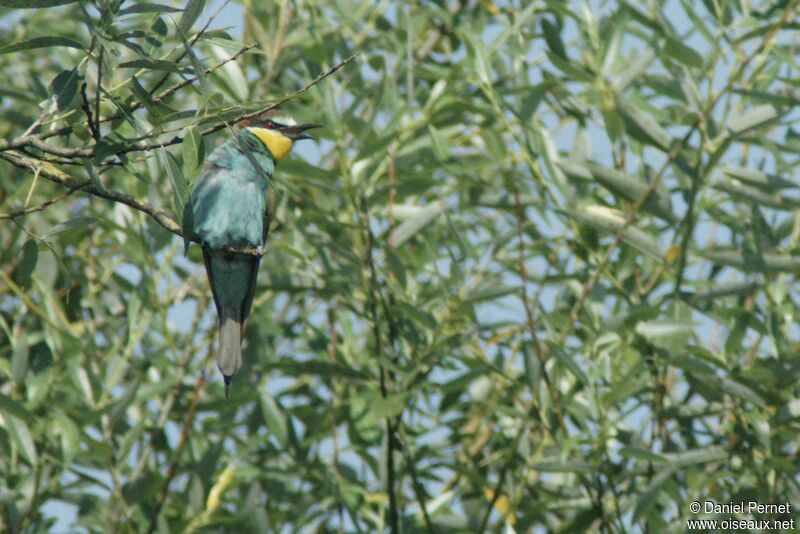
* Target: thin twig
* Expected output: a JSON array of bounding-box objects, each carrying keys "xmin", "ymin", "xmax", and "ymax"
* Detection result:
[
  {"xmin": 397, "ymin": 428, "xmax": 433, "ymax": 531},
  {"xmin": 21, "ymin": 113, "xmax": 47, "ymax": 138},
  {"xmin": 327, "ymin": 298, "xmax": 345, "ymax": 534},
  {"xmin": 113, "ymin": 53, "xmax": 359, "ymax": 158},
  {"xmin": 477, "ymin": 426, "xmax": 524, "ymax": 532},
  {"xmin": 5, "ymin": 42, "xmax": 257, "ymax": 148},
  {"xmin": 80, "ymin": 83, "xmax": 101, "ymax": 140},
  {"xmin": 0, "ymin": 53, "xmax": 357, "ymax": 163},
  {"xmin": 0, "ymin": 182, "xmax": 86, "ymax": 220},
  {"xmin": 359, "ymin": 194, "xmax": 399, "ymax": 534},
  {"xmin": 144, "ymin": 0, "xmax": 231, "ymax": 98},
  {"xmin": 94, "ymin": 46, "xmax": 103, "ymax": 136},
  {"xmin": 0, "ymin": 151, "xmax": 182, "ymax": 233},
  {"xmin": 146, "ymin": 374, "xmax": 207, "ymax": 534},
  {"xmin": 562, "ymin": 5, "xmax": 794, "ymax": 340},
  {"xmin": 511, "ymin": 174, "xmax": 562, "ymax": 428}
]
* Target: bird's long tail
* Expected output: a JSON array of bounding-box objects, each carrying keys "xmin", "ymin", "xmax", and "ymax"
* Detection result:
[{"xmin": 217, "ymin": 303, "xmax": 242, "ymax": 399}]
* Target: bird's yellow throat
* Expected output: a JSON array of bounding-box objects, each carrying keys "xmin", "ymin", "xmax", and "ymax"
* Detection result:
[{"xmin": 248, "ymin": 127, "xmax": 294, "ymax": 161}]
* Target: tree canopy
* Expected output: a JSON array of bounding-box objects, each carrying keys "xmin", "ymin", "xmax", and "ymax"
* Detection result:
[{"xmin": 1, "ymin": 0, "xmax": 799, "ymax": 532}]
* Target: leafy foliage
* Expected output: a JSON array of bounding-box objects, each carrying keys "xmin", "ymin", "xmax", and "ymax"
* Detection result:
[{"xmin": 1, "ymin": 0, "xmax": 799, "ymax": 532}]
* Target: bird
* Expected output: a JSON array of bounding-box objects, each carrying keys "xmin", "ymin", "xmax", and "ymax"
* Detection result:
[{"xmin": 189, "ymin": 110, "xmax": 319, "ymax": 397}]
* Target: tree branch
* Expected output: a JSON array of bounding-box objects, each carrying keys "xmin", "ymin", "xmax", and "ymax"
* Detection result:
[
  {"xmin": 0, "ymin": 54, "xmax": 357, "ymax": 256},
  {"xmin": 110, "ymin": 52, "xmax": 359, "ymax": 159},
  {"xmin": 0, "ymin": 151, "xmax": 182, "ymax": 234},
  {"xmin": 0, "ymin": 183, "xmax": 84, "ymax": 220},
  {"xmin": 80, "ymin": 83, "xmax": 101, "ymax": 140},
  {"xmin": 146, "ymin": 373, "xmax": 206, "ymax": 534}
]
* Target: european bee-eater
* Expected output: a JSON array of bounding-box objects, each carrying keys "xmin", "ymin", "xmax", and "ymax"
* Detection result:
[{"xmin": 190, "ymin": 110, "xmax": 319, "ymax": 397}]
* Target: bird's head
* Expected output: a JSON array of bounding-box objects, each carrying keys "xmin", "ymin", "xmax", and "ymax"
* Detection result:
[{"xmin": 243, "ymin": 110, "xmax": 321, "ymax": 162}]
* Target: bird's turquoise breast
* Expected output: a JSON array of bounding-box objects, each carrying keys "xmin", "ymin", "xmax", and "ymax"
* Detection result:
[{"xmin": 191, "ymin": 140, "xmax": 273, "ymax": 250}]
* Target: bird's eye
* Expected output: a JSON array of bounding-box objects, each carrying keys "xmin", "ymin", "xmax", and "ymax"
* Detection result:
[{"xmin": 265, "ymin": 120, "xmax": 276, "ymax": 128}]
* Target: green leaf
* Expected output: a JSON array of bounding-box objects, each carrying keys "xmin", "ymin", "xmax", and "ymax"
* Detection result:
[
  {"xmin": 118, "ymin": 58, "xmax": 184, "ymax": 74},
  {"xmin": 585, "ymin": 162, "xmax": 675, "ymax": 221},
  {"xmin": 562, "ymin": 205, "xmax": 665, "ymax": 260},
  {"xmin": 728, "ymin": 104, "xmax": 779, "ymax": 134},
  {"xmin": 618, "ymin": 446, "xmax": 665, "ymax": 463},
  {"xmin": 49, "ymin": 68, "xmax": 81, "ymax": 111},
  {"xmin": 660, "ymin": 447, "xmax": 728, "ymax": 466},
  {"xmin": 663, "ymin": 37, "xmax": 704, "ymax": 69},
  {"xmin": 392, "ymin": 301, "xmax": 437, "ymax": 329},
  {"xmin": 428, "ymin": 125, "xmax": 449, "ymax": 161},
  {"xmin": 119, "ymin": 3, "xmax": 182, "ymax": 15},
  {"xmin": 731, "ymin": 88, "xmax": 800, "ymax": 107},
  {"xmin": 615, "ymin": 97, "xmax": 672, "ymax": 151},
  {"xmin": 56, "ymin": 412, "xmax": 80, "ymax": 463},
  {"xmin": 181, "ymin": 126, "xmax": 205, "ymax": 178},
  {"xmin": 713, "ymin": 180, "xmax": 800, "ymax": 211},
  {"xmin": 13, "ymin": 240, "xmax": 38, "ymax": 288},
  {"xmin": 371, "ymin": 392, "xmax": 407, "ymax": 419},
  {"xmin": 705, "ymin": 250, "xmax": 800, "ymax": 273},
  {"xmin": 11, "ymin": 334, "xmax": 29, "ymax": 384},
  {"xmin": 260, "ymin": 390, "xmax": 289, "ymax": 448},
  {"xmin": 164, "ymin": 151, "xmax": 189, "ymax": 220},
  {"xmin": 264, "ymin": 360, "xmax": 369, "ymax": 380},
  {"xmin": 465, "ymin": 33, "xmax": 491, "ymax": 85},
  {"xmin": 465, "ymin": 284, "xmax": 519, "ymax": 303},
  {"xmin": 93, "ymin": 132, "xmax": 129, "ymax": 163},
  {"xmin": 541, "ymin": 17, "xmax": 566, "ymax": 58},
  {"xmin": 635, "ymin": 319, "xmax": 695, "ymax": 339},
  {"xmin": 632, "ymin": 466, "xmax": 675, "ymax": 522},
  {"xmin": 547, "ymin": 341, "xmax": 589, "ymax": 386},
  {"xmin": 529, "ymin": 461, "xmax": 596, "ymax": 473},
  {"xmin": 0, "ymin": 36, "xmax": 83, "ymax": 55},
  {"xmin": 6, "ymin": 415, "xmax": 37, "ymax": 465},
  {"xmin": 777, "ymin": 398, "xmax": 800, "ymax": 423},
  {"xmin": 0, "ymin": 392, "xmax": 34, "ymax": 423},
  {"xmin": 690, "ymin": 373, "xmax": 766, "ymax": 407},
  {"xmin": 0, "ymin": 0, "xmax": 78, "ymax": 6},
  {"xmin": 129, "ymin": 76, "xmax": 165, "ymax": 116},
  {"xmin": 389, "ymin": 201, "xmax": 445, "ymax": 248},
  {"xmin": 175, "ymin": 17, "xmax": 210, "ymax": 94},
  {"xmin": 715, "ymin": 377, "xmax": 766, "ymax": 407},
  {"xmin": 614, "ymin": 49, "xmax": 655, "ymax": 91},
  {"xmin": 122, "ymin": 473, "xmax": 163, "ymax": 504},
  {"xmin": 522, "ymin": 342, "xmax": 540, "ymax": 394},
  {"xmin": 721, "ymin": 165, "xmax": 795, "ymax": 190},
  {"xmin": 177, "ymin": 0, "xmax": 207, "ymax": 36},
  {"xmin": 636, "ymin": 319, "xmax": 695, "ymax": 351},
  {"xmin": 547, "ymin": 52, "xmax": 595, "ymax": 82},
  {"xmin": 41, "ymin": 217, "xmax": 96, "ymax": 239}
]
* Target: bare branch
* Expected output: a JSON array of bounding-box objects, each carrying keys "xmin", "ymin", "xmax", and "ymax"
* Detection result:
[{"xmin": 80, "ymin": 83, "xmax": 101, "ymax": 140}]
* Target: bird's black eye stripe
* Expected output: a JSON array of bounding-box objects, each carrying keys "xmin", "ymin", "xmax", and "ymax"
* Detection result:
[{"xmin": 263, "ymin": 119, "xmax": 287, "ymax": 129}]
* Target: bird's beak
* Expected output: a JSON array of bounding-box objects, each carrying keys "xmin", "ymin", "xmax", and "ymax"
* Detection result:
[{"xmin": 283, "ymin": 123, "xmax": 322, "ymax": 141}]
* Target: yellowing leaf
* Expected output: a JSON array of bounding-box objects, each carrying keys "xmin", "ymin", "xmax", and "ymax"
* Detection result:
[
  {"xmin": 665, "ymin": 245, "xmax": 682, "ymax": 264},
  {"xmin": 483, "ymin": 487, "xmax": 516, "ymax": 525},
  {"xmin": 206, "ymin": 465, "xmax": 235, "ymax": 511},
  {"xmin": 487, "ymin": 325, "xmax": 523, "ymax": 345},
  {"xmin": 480, "ymin": 0, "xmax": 500, "ymax": 15}
]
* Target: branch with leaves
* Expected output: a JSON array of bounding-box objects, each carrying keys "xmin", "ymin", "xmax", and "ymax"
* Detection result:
[{"xmin": 1, "ymin": 53, "xmax": 357, "ymax": 254}]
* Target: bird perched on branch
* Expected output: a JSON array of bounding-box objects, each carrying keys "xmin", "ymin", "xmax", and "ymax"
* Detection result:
[{"xmin": 190, "ymin": 110, "xmax": 319, "ymax": 397}]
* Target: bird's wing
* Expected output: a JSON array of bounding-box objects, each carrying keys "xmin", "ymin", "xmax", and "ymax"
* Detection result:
[
  {"xmin": 240, "ymin": 256, "xmax": 261, "ymax": 340},
  {"xmin": 202, "ymin": 247, "xmax": 222, "ymax": 321}
]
